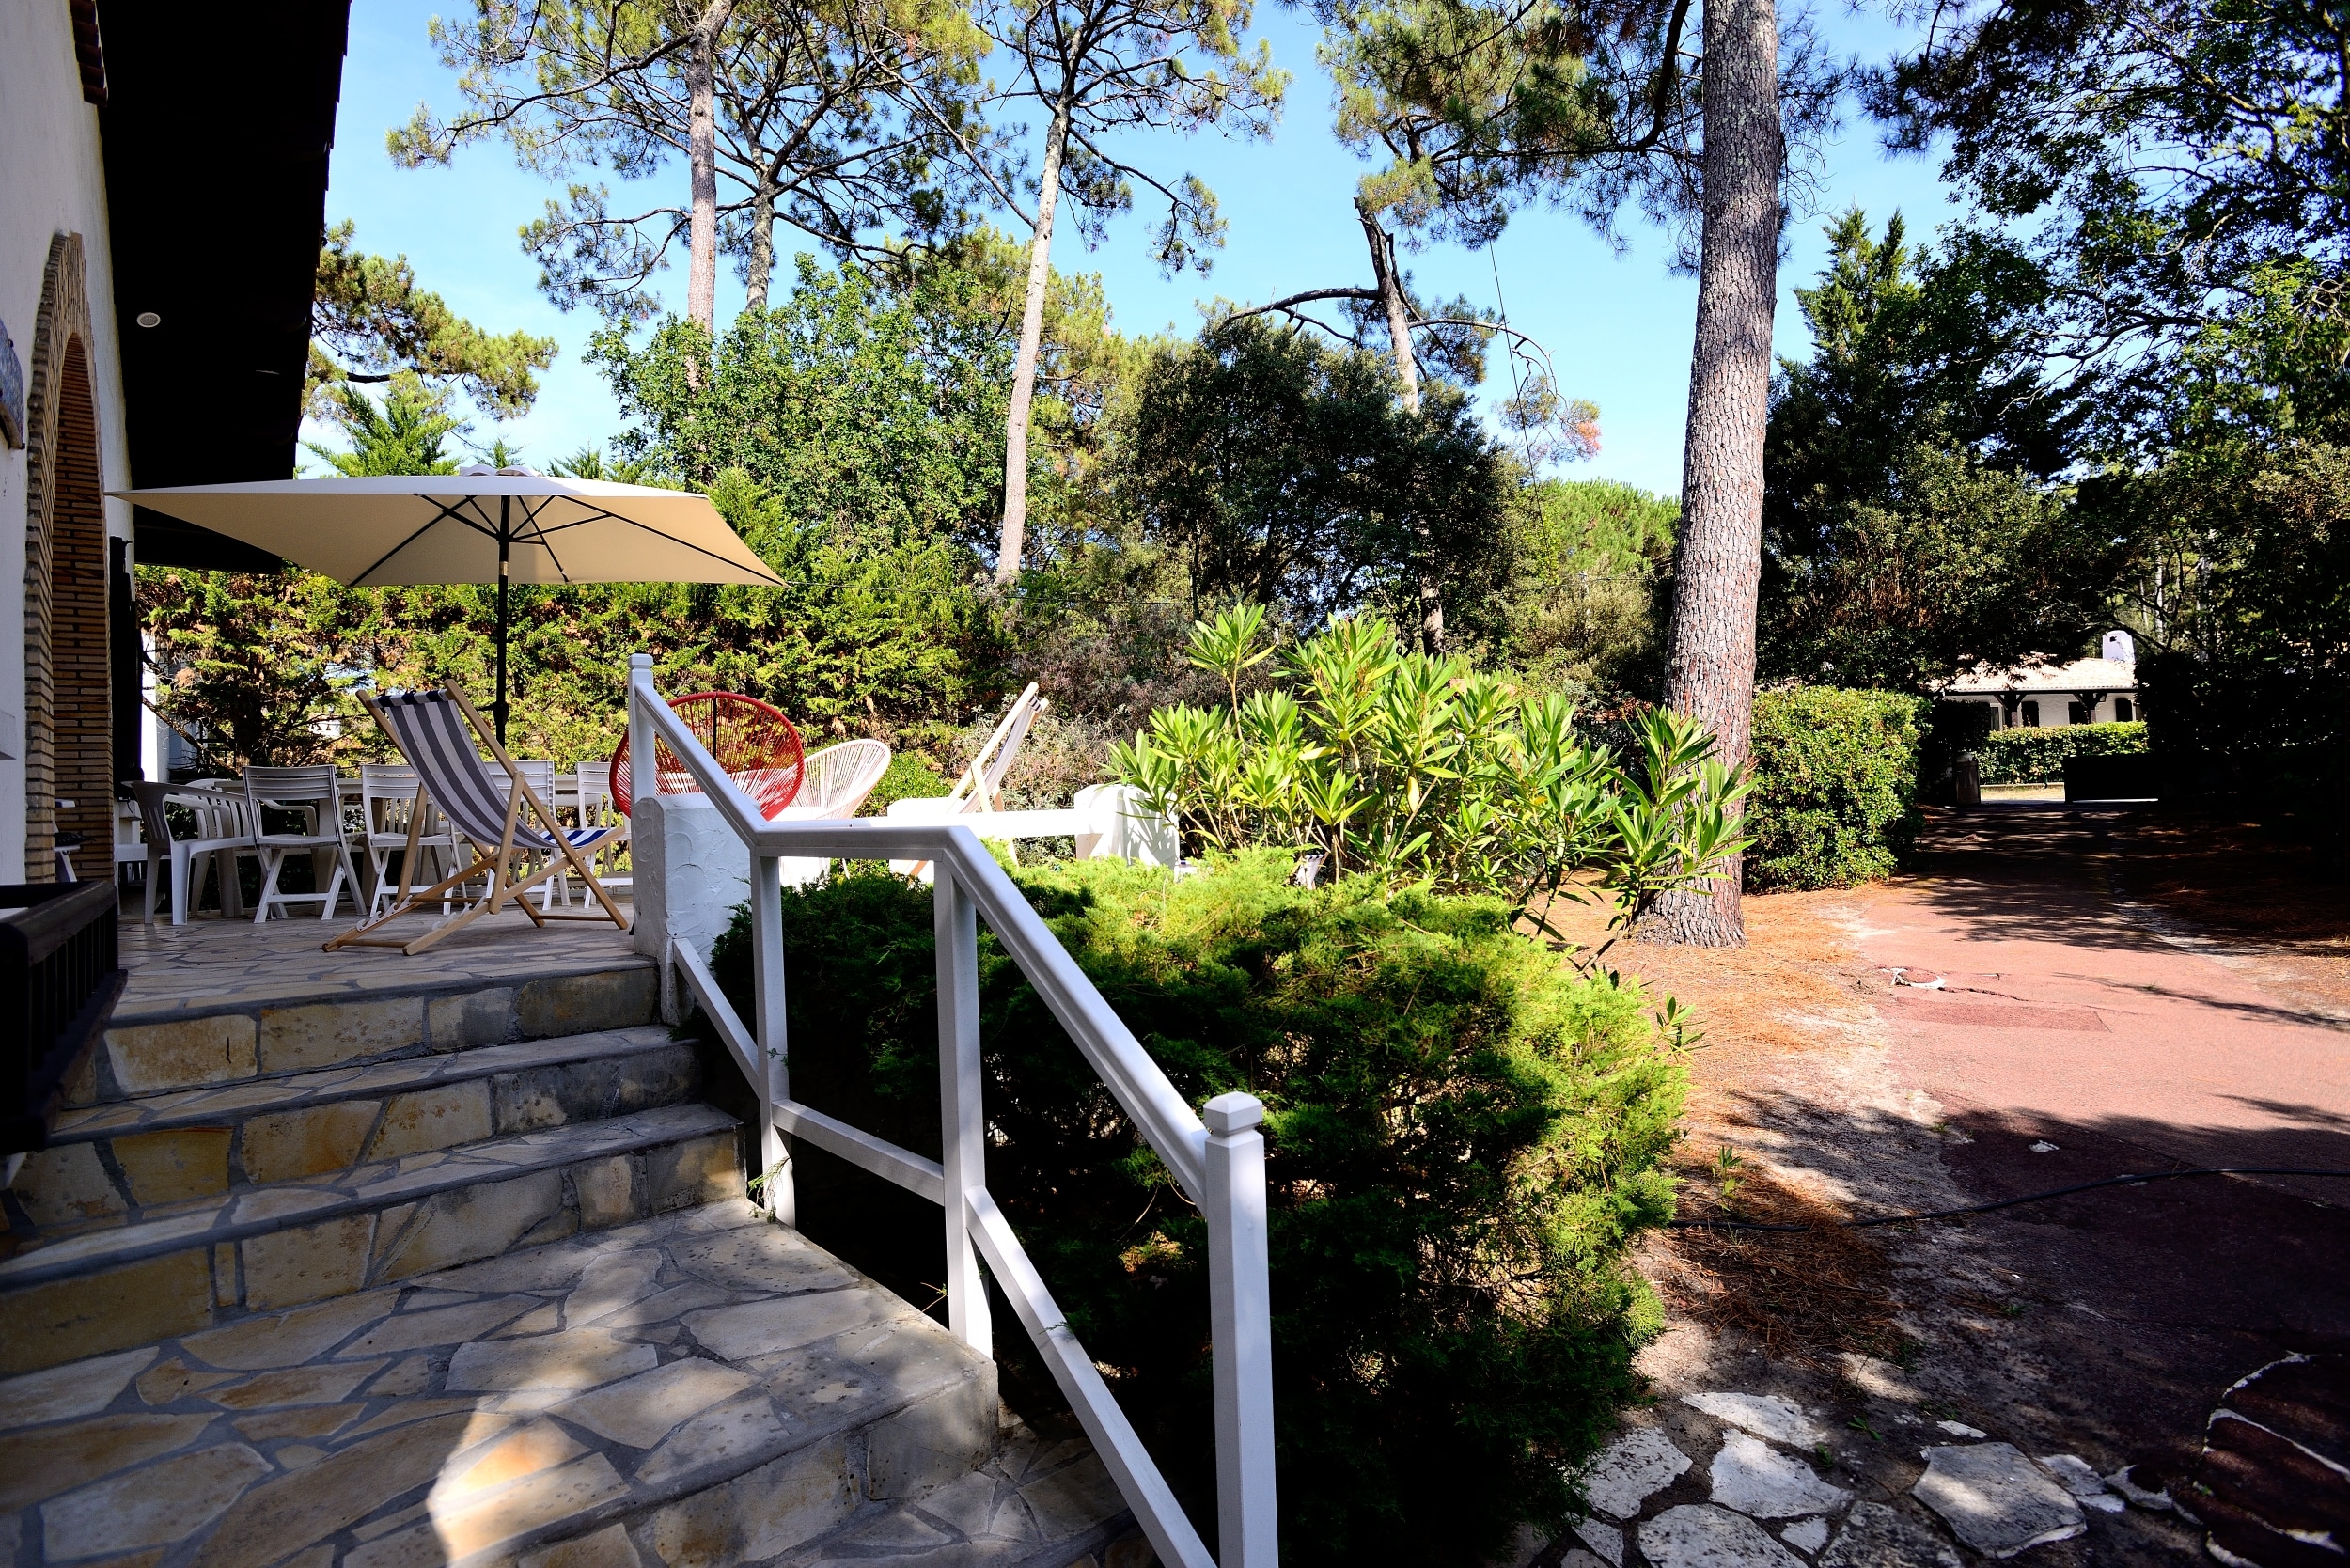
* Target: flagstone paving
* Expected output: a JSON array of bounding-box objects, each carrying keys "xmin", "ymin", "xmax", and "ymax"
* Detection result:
[
  {"xmin": 6, "ymin": 902, "xmax": 1138, "ymax": 1565},
  {"xmin": 0, "ymin": 1201, "xmax": 1135, "ymax": 1567},
  {"xmin": 114, "ymin": 908, "xmax": 650, "ymax": 1032}
]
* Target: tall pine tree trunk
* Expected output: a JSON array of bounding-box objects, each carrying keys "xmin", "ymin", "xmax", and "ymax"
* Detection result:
[
  {"xmin": 684, "ymin": 0, "xmax": 737, "ymax": 333},
  {"xmin": 1358, "ymin": 197, "xmax": 1445, "ymax": 652},
  {"xmin": 995, "ymin": 103, "xmax": 1071, "ymax": 585},
  {"xmin": 1647, "ymin": 0, "xmax": 1781, "ymax": 947},
  {"xmin": 744, "ymin": 177, "xmax": 778, "ymax": 312}
]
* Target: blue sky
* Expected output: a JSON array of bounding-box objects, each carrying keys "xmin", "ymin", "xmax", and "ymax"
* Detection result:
[{"xmin": 318, "ymin": 0, "xmax": 1962, "ymax": 495}]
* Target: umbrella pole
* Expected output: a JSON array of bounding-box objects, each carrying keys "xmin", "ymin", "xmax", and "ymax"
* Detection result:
[{"xmin": 494, "ymin": 512, "xmax": 510, "ymax": 747}]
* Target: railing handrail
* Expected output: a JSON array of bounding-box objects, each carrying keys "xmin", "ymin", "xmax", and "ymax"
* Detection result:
[
  {"xmin": 628, "ymin": 659, "xmax": 1276, "ymax": 1568},
  {"xmin": 632, "ymin": 685, "xmax": 1214, "ymax": 1196}
]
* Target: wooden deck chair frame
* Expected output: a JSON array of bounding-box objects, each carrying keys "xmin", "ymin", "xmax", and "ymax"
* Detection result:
[
  {"xmin": 905, "ymin": 682, "xmax": 1045, "ymax": 880},
  {"xmin": 326, "ymin": 681, "xmax": 631, "ymax": 956}
]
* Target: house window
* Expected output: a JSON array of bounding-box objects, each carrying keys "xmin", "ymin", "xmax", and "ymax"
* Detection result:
[
  {"xmin": 2067, "ymin": 701, "xmax": 2089, "ymax": 725},
  {"xmin": 2021, "ymin": 701, "xmax": 2041, "ymax": 728},
  {"xmin": 2114, "ymin": 698, "xmax": 2134, "ymax": 722}
]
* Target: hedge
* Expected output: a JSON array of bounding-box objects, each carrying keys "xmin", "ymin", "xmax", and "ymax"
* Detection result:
[
  {"xmin": 1976, "ymin": 720, "xmax": 2147, "ymax": 784},
  {"xmin": 1746, "ymin": 687, "xmax": 1930, "ymax": 890},
  {"xmin": 710, "ymin": 852, "xmax": 1685, "ymax": 1566}
]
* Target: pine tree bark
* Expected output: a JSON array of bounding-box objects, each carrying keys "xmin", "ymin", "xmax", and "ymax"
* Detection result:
[
  {"xmin": 1646, "ymin": 0, "xmax": 1782, "ymax": 947},
  {"xmin": 744, "ymin": 178, "xmax": 777, "ymax": 313},
  {"xmin": 683, "ymin": 0, "xmax": 737, "ymax": 333},
  {"xmin": 996, "ymin": 102, "xmax": 1071, "ymax": 585},
  {"xmin": 1358, "ymin": 197, "xmax": 1446, "ymax": 652}
]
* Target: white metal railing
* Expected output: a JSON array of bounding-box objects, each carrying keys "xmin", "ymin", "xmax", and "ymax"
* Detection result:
[{"xmin": 629, "ymin": 656, "xmax": 1276, "ymax": 1568}]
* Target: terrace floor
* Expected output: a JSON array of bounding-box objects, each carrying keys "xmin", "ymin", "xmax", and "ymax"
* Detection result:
[{"xmin": 117, "ymin": 907, "xmax": 648, "ymax": 1029}]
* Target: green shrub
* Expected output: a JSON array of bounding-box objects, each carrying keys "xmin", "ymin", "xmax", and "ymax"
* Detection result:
[
  {"xmin": 859, "ymin": 750, "xmax": 948, "ymax": 815},
  {"xmin": 711, "ymin": 851, "xmax": 1686, "ymax": 1567},
  {"xmin": 1976, "ymin": 720, "xmax": 2147, "ymax": 783},
  {"xmin": 1746, "ymin": 687, "xmax": 1930, "ymax": 890}
]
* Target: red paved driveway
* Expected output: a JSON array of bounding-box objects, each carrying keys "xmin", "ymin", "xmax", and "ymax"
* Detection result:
[{"xmin": 1852, "ymin": 803, "xmax": 2350, "ymax": 1486}]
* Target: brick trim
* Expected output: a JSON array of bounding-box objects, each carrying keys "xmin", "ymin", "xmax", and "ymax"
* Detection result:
[{"xmin": 23, "ymin": 231, "xmax": 111, "ymax": 883}]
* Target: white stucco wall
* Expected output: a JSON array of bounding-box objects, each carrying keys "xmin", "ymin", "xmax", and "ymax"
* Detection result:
[
  {"xmin": 1958, "ymin": 692, "xmax": 2139, "ymax": 730},
  {"xmin": 0, "ymin": 1, "xmax": 133, "ymax": 882}
]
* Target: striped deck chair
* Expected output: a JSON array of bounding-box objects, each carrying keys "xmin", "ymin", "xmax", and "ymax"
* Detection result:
[{"xmin": 325, "ymin": 682, "xmax": 630, "ymax": 955}]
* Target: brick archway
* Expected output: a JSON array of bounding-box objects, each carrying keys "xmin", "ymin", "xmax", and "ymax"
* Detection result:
[{"xmin": 22, "ymin": 232, "xmax": 112, "ymax": 883}]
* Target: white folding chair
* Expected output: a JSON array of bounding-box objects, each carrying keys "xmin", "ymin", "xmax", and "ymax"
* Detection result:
[
  {"xmin": 359, "ymin": 764, "xmax": 461, "ymax": 918},
  {"xmin": 243, "ymin": 766, "xmax": 363, "ymax": 922}
]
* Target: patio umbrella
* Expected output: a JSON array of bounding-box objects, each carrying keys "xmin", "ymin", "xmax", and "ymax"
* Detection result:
[{"xmin": 117, "ymin": 468, "xmax": 783, "ymax": 745}]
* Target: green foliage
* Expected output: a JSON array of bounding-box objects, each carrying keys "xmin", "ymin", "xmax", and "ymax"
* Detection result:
[
  {"xmin": 1121, "ymin": 317, "xmax": 1513, "ymax": 639},
  {"xmin": 861, "ymin": 750, "xmax": 948, "ymax": 814},
  {"xmin": 304, "ymin": 381, "xmax": 462, "ymax": 478},
  {"xmin": 309, "ymin": 220, "xmax": 557, "ymax": 420},
  {"xmin": 1745, "ymin": 688, "xmax": 1929, "ymax": 890},
  {"xmin": 710, "ymin": 852, "xmax": 1686, "ymax": 1567},
  {"xmin": 1871, "ymin": 0, "xmax": 2350, "ymax": 449},
  {"xmin": 1503, "ymin": 478, "xmax": 1677, "ymax": 700},
  {"xmin": 593, "ymin": 257, "xmax": 1012, "ymax": 549},
  {"xmin": 1977, "ymin": 722, "xmax": 2148, "ymax": 786},
  {"xmin": 1109, "ymin": 609, "xmax": 1747, "ymax": 949},
  {"xmin": 392, "ymin": 0, "xmax": 996, "ymax": 322},
  {"xmin": 1761, "ymin": 212, "xmax": 2115, "ymax": 692}
]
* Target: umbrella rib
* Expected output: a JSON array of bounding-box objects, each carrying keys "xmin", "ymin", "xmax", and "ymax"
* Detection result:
[
  {"xmin": 612, "ymin": 515, "xmax": 783, "ymax": 583},
  {"xmin": 512, "ymin": 494, "xmax": 576, "ymax": 585},
  {"xmin": 352, "ymin": 496, "xmax": 497, "ymax": 584},
  {"xmin": 522, "ymin": 506, "xmax": 777, "ymax": 584}
]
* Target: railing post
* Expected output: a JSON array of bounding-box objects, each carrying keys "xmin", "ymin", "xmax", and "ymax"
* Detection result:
[
  {"xmin": 748, "ymin": 851, "xmax": 792, "ymax": 1224},
  {"xmin": 1205, "ymin": 1091, "xmax": 1277, "ymax": 1568},
  {"xmin": 934, "ymin": 865, "xmax": 991, "ymax": 1356},
  {"xmin": 626, "ymin": 653, "xmax": 658, "ymax": 816}
]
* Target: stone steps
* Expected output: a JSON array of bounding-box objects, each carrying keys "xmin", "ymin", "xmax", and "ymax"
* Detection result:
[
  {"xmin": 86, "ymin": 958, "xmax": 660, "ymax": 1106},
  {"xmin": 0, "ymin": 1102, "xmax": 744, "ymax": 1375},
  {"xmin": 11, "ymin": 1027, "xmax": 702, "ymax": 1240},
  {"xmin": 0, "ymin": 1201, "xmax": 1136, "ymax": 1568},
  {"xmin": 2, "ymin": 921, "xmax": 1143, "ymax": 1565}
]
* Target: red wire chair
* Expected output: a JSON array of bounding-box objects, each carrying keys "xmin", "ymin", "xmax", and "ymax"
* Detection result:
[{"xmin": 610, "ymin": 692, "xmax": 806, "ymax": 821}]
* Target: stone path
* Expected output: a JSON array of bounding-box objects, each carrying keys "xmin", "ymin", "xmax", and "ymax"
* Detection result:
[
  {"xmin": 1561, "ymin": 1387, "xmax": 2156, "ymax": 1568},
  {"xmin": 0, "ymin": 1200, "xmax": 1133, "ymax": 1567}
]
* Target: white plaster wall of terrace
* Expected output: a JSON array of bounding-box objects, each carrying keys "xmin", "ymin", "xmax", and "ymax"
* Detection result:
[{"xmin": 0, "ymin": 0, "xmax": 134, "ymax": 882}]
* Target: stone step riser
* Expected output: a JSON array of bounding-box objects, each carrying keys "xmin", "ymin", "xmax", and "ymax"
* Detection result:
[
  {"xmin": 0, "ymin": 1116, "xmax": 742, "ymax": 1376},
  {"xmin": 85, "ymin": 965, "xmax": 660, "ymax": 1110},
  {"xmin": 10, "ymin": 1042, "xmax": 703, "ymax": 1240}
]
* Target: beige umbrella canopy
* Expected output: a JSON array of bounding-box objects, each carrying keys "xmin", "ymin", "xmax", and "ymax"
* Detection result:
[{"xmin": 118, "ymin": 469, "xmax": 783, "ymax": 743}]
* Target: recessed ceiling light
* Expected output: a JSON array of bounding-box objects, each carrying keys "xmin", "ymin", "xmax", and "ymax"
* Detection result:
[{"xmin": 134, "ymin": 311, "xmax": 161, "ymax": 328}]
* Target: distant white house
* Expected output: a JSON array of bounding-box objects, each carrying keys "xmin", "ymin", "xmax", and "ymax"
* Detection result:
[{"xmin": 1940, "ymin": 631, "xmax": 2141, "ymax": 729}]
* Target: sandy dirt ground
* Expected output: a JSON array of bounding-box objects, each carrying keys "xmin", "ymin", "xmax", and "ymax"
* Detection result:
[{"xmin": 1524, "ymin": 802, "xmax": 2350, "ymax": 1566}]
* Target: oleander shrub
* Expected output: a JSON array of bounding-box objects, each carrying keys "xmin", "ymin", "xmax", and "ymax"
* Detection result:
[
  {"xmin": 1746, "ymin": 687, "xmax": 1930, "ymax": 889},
  {"xmin": 710, "ymin": 850, "xmax": 1686, "ymax": 1567},
  {"xmin": 1976, "ymin": 720, "xmax": 2148, "ymax": 784}
]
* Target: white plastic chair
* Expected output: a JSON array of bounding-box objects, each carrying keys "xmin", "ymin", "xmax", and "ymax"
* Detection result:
[
  {"xmin": 126, "ymin": 781, "xmax": 256, "ymax": 926},
  {"xmin": 243, "ymin": 766, "xmax": 362, "ymax": 922},
  {"xmin": 359, "ymin": 764, "xmax": 460, "ymax": 918}
]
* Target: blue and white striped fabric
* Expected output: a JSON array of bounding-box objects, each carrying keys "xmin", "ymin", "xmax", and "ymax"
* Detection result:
[{"xmin": 375, "ymin": 690, "xmax": 619, "ymax": 855}]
